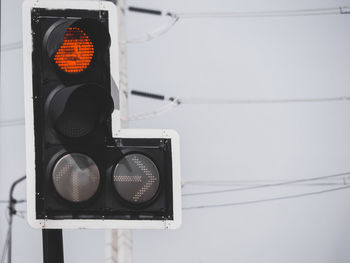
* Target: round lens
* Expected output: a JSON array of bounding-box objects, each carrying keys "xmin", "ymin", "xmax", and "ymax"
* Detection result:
[
  {"xmin": 49, "ymin": 84, "xmax": 114, "ymax": 139},
  {"xmin": 53, "ymin": 27, "xmax": 94, "ymax": 73},
  {"xmin": 52, "ymin": 153, "xmax": 100, "ymax": 203},
  {"xmin": 54, "ymin": 89, "xmax": 99, "ymax": 138},
  {"xmin": 113, "ymin": 154, "xmax": 160, "ymax": 204}
]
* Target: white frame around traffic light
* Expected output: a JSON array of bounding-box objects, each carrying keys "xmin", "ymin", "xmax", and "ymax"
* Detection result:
[{"xmin": 23, "ymin": 0, "xmax": 181, "ymax": 230}]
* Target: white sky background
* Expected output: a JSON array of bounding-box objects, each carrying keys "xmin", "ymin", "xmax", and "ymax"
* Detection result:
[
  {"xmin": 1, "ymin": 0, "xmax": 350, "ymax": 262},
  {"xmin": 128, "ymin": 1, "xmax": 350, "ymax": 262}
]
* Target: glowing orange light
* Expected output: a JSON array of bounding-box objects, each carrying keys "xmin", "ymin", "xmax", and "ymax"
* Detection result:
[{"xmin": 54, "ymin": 27, "xmax": 94, "ymax": 73}]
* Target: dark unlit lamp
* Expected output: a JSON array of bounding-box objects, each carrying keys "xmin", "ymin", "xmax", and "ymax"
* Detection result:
[
  {"xmin": 52, "ymin": 153, "xmax": 100, "ymax": 203},
  {"xmin": 113, "ymin": 153, "xmax": 160, "ymax": 204}
]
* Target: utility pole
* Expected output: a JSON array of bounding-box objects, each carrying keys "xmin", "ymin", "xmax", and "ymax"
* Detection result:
[
  {"xmin": 105, "ymin": 0, "xmax": 133, "ymax": 263},
  {"xmin": 8, "ymin": 176, "xmax": 26, "ymax": 263}
]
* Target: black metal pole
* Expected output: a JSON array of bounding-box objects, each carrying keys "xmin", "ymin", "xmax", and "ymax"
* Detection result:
[{"xmin": 42, "ymin": 229, "xmax": 64, "ymax": 263}]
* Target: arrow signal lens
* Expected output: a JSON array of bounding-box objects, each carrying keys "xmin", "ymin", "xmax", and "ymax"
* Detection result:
[
  {"xmin": 52, "ymin": 153, "xmax": 100, "ymax": 203},
  {"xmin": 113, "ymin": 154, "xmax": 160, "ymax": 204}
]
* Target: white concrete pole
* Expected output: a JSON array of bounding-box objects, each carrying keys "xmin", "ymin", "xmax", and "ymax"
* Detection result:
[{"xmin": 105, "ymin": 0, "xmax": 132, "ymax": 263}]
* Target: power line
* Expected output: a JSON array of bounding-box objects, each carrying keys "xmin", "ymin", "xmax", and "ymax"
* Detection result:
[
  {"xmin": 0, "ymin": 16, "xmax": 179, "ymax": 49},
  {"xmin": 128, "ymin": 6, "xmax": 162, "ymax": 16},
  {"xmin": 0, "ymin": 41, "xmax": 22, "ymax": 52},
  {"xmin": 172, "ymin": 6, "xmax": 350, "ymax": 19},
  {"xmin": 0, "ymin": 118, "xmax": 25, "ymax": 128},
  {"xmin": 122, "ymin": 97, "xmax": 180, "ymax": 121},
  {"xmin": 179, "ymin": 96, "xmax": 350, "ymax": 105},
  {"xmin": 3, "ymin": 5, "xmax": 348, "ymax": 51},
  {"xmin": 125, "ymin": 15, "xmax": 179, "ymax": 44},
  {"xmin": 131, "ymin": 89, "xmax": 350, "ymax": 105},
  {"xmin": 183, "ymin": 185, "xmax": 350, "ymax": 210},
  {"xmin": 182, "ymin": 181, "xmax": 348, "ymax": 188},
  {"xmin": 127, "ymin": 5, "xmax": 350, "ymax": 19},
  {"xmin": 0, "ymin": 99, "xmax": 180, "ymax": 127},
  {"xmin": 125, "ymin": 5, "xmax": 350, "ymax": 43},
  {"xmin": 0, "ymin": 200, "xmax": 26, "ymax": 204},
  {"xmin": 182, "ymin": 180, "xmax": 347, "ymax": 187},
  {"xmin": 183, "ymin": 171, "xmax": 350, "ymax": 196},
  {"xmin": 3, "ymin": 93, "xmax": 349, "ymax": 128}
]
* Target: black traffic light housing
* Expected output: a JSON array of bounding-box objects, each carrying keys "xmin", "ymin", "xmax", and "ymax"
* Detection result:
[{"xmin": 23, "ymin": 1, "xmax": 181, "ymax": 229}]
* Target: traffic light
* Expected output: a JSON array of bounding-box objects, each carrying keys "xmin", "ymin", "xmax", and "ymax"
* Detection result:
[{"xmin": 23, "ymin": 0, "xmax": 181, "ymax": 229}]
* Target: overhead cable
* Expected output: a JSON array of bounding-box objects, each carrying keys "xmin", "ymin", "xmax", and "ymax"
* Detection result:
[
  {"xmin": 182, "ymin": 179, "xmax": 349, "ymax": 187},
  {"xmin": 0, "ymin": 100, "xmax": 180, "ymax": 127},
  {"xmin": 172, "ymin": 6, "xmax": 350, "ymax": 19},
  {"xmin": 179, "ymin": 96, "xmax": 350, "ymax": 105},
  {"xmin": 125, "ymin": 14, "xmax": 179, "ymax": 44},
  {"xmin": 183, "ymin": 185, "xmax": 350, "ymax": 210},
  {"xmin": 0, "ymin": 118, "xmax": 25, "ymax": 128},
  {"xmin": 183, "ymin": 171, "xmax": 350, "ymax": 196},
  {"xmin": 2, "ymin": 92, "xmax": 350, "ymax": 128},
  {"xmin": 0, "ymin": 200, "xmax": 26, "ymax": 204},
  {"xmin": 128, "ymin": 5, "xmax": 350, "ymax": 19},
  {"xmin": 128, "ymin": 6, "xmax": 162, "ymax": 16},
  {"xmin": 0, "ymin": 41, "xmax": 22, "ymax": 52},
  {"xmin": 122, "ymin": 97, "xmax": 180, "ymax": 121},
  {"xmin": 0, "ymin": 16, "xmax": 179, "ymax": 48},
  {"xmin": 131, "ymin": 89, "xmax": 350, "ymax": 105},
  {"xmin": 125, "ymin": 5, "xmax": 350, "ymax": 43},
  {"xmin": 2, "ymin": 6, "xmax": 350, "ymax": 51}
]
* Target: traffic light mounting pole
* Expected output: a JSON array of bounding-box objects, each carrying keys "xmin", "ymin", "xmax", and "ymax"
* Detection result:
[{"xmin": 42, "ymin": 229, "xmax": 64, "ymax": 263}]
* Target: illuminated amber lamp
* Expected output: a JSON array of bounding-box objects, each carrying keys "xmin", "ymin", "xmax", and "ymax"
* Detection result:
[{"xmin": 54, "ymin": 27, "xmax": 94, "ymax": 73}]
